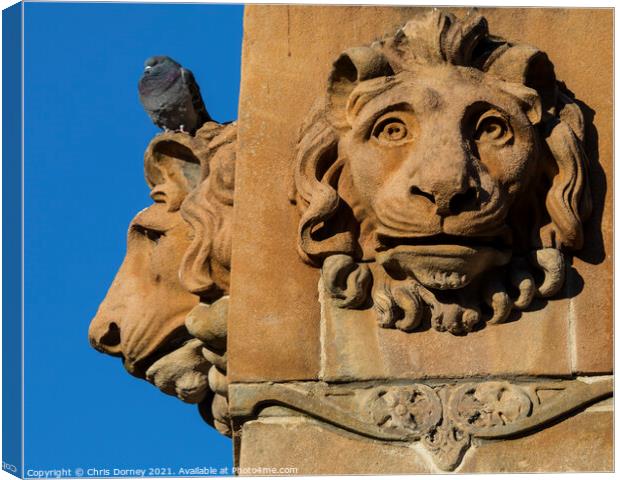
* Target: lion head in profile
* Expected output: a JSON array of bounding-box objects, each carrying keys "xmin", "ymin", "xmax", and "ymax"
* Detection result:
[
  {"xmin": 291, "ymin": 10, "xmax": 591, "ymax": 335},
  {"xmin": 89, "ymin": 122, "xmax": 235, "ymax": 435},
  {"xmin": 89, "ymin": 128, "xmax": 205, "ymax": 378}
]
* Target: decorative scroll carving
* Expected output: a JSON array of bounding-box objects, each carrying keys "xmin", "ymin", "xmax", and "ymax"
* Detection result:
[
  {"xmin": 291, "ymin": 10, "xmax": 592, "ymax": 334},
  {"xmin": 422, "ymin": 418, "xmax": 471, "ymax": 472},
  {"xmin": 230, "ymin": 378, "xmax": 612, "ymax": 471}
]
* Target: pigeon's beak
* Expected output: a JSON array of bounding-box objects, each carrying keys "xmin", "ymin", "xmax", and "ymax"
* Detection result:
[{"xmin": 144, "ymin": 66, "xmax": 152, "ymax": 72}]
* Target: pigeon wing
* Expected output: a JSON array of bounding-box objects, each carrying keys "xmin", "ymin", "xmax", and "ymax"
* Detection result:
[{"xmin": 181, "ymin": 68, "xmax": 211, "ymax": 126}]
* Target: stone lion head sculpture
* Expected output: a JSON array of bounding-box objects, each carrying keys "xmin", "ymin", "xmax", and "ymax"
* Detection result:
[
  {"xmin": 88, "ymin": 122, "xmax": 235, "ymax": 429},
  {"xmin": 291, "ymin": 10, "xmax": 591, "ymax": 335}
]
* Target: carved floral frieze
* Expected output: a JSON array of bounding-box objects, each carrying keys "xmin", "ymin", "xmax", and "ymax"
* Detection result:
[{"xmin": 230, "ymin": 378, "xmax": 612, "ymax": 471}]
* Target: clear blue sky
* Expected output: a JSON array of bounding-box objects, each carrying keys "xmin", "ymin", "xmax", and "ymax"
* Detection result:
[{"xmin": 23, "ymin": 2, "xmax": 242, "ymax": 474}]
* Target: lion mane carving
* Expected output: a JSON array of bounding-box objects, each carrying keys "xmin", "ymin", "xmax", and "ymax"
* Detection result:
[
  {"xmin": 89, "ymin": 121, "xmax": 236, "ymax": 436},
  {"xmin": 145, "ymin": 121, "xmax": 236, "ymax": 436},
  {"xmin": 177, "ymin": 121, "xmax": 236, "ymax": 436},
  {"xmin": 291, "ymin": 10, "xmax": 591, "ymax": 335}
]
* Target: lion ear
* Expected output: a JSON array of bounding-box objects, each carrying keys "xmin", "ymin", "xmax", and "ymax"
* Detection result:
[
  {"xmin": 327, "ymin": 47, "xmax": 394, "ymax": 124},
  {"xmin": 144, "ymin": 133, "xmax": 202, "ymax": 211},
  {"xmin": 485, "ymin": 44, "xmax": 557, "ymax": 123}
]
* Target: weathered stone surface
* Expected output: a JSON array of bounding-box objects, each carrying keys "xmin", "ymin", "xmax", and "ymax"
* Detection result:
[
  {"xmin": 229, "ymin": 6, "xmax": 612, "ymax": 384},
  {"xmin": 238, "ymin": 407, "xmax": 612, "ymax": 474},
  {"xmin": 320, "ymin": 273, "xmax": 573, "ymax": 380},
  {"xmin": 459, "ymin": 409, "xmax": 613, "ymax": 472},
  {"xmin": 239, "ymin": 418, "xmax": 430, "ymax": 474}
]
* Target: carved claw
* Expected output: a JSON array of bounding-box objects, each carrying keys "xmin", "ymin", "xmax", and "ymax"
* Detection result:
[
  {"xmin": 418, "ymin": 288, "xmax": 480, "ymax": 335},
  {"xmin": 392, "ymin": 285, "xmax": 424, "ymax": 332},
  {"xmin": 530, "ymin": 248, "xmax": 565, "ymax": 297},
  {"xmin": 185, "ymin": 298, "xmax": 228, "ymax": 351},
  {"xmin": 483, "ymin": 277, "xmax": 514, "ymax": 324},
  {"xmin": 373, "ymin": 274, "xmax": 424, "ymax": 332},
  {"xmin": 509, "ymin": 259, "xmax": 536, "ymax": 309},
  {"xmin": 460, "ymin": 307, "xmax": 481, "ymax": 332},
  {"xmin": 322, "ymin": 254, "xmax": 372, "ymax": 308},
  {"xmin": 207, "ymin": 365, "xmax": 229, "ymax": 398},
  {"xmin": 202, "ymin": 347, "xmax": 227, "ymax": 371},
  {"xmin": 212, "ymin": 393, "xmax": 232, "ymax": 437},
  {"xmin": 145, "ymin": 339, "xmax": 211, "ymax": 404},
  {"xmin": 374, "ymin": 277, "xmax": 398, "ymax": 329}
]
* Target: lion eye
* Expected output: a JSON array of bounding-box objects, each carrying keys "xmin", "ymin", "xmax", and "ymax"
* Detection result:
[
  {"xmin": 132, "ymin": 224, "xmax": 165, "ymax": 244},
  {"xmin": 373, "ymin": 118, "xmax": 409, "ymax": 143},
  {"xmin": 475, "ymin": 115, "xmax": 512, "ymax": 144}
]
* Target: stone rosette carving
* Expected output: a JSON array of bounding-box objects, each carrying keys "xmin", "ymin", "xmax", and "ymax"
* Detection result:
[
  {"xmin": 366, "ymin": 384, "xmax": 441, "ymax": 434},
  {"xmin": 230, "ymin": 378, "xmax": 612, "ymax": 471},
  {"xmin": 450, "ymin": 382, "xmax": 532, "ymax": 429},
  {"xmin": 291, "ymin": 10, "xmax": 592, "ymax": 334},
  {"xmin": 364, "ymin": 382, "xmax": 533, "ymax": 469},
  {"xmin": 89, "ymin": 121, "xmax": 236, "ymax": 437}
]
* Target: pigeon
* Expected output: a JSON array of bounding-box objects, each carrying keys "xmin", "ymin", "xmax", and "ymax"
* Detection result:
[{"xmin": 138, "ymin": 56, "xmax": 211, "ymax": 134}]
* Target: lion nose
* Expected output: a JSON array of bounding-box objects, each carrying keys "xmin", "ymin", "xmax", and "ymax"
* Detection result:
[
  {"xmin": 409, "ymin": 178, "xmax": 479, "ymax": 216},
  {"xmin": 408, "ymin": 130, "xmax": 481, "ymax": 216},
  {"xmin": 88, "ymin": 314, "xmax": 123, "ymax": 356}
]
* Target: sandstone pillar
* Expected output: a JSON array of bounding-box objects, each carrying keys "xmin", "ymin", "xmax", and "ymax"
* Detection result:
[{"xmin": 228, "ymin": 6, "xmax": 612, "ymax": 473}]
